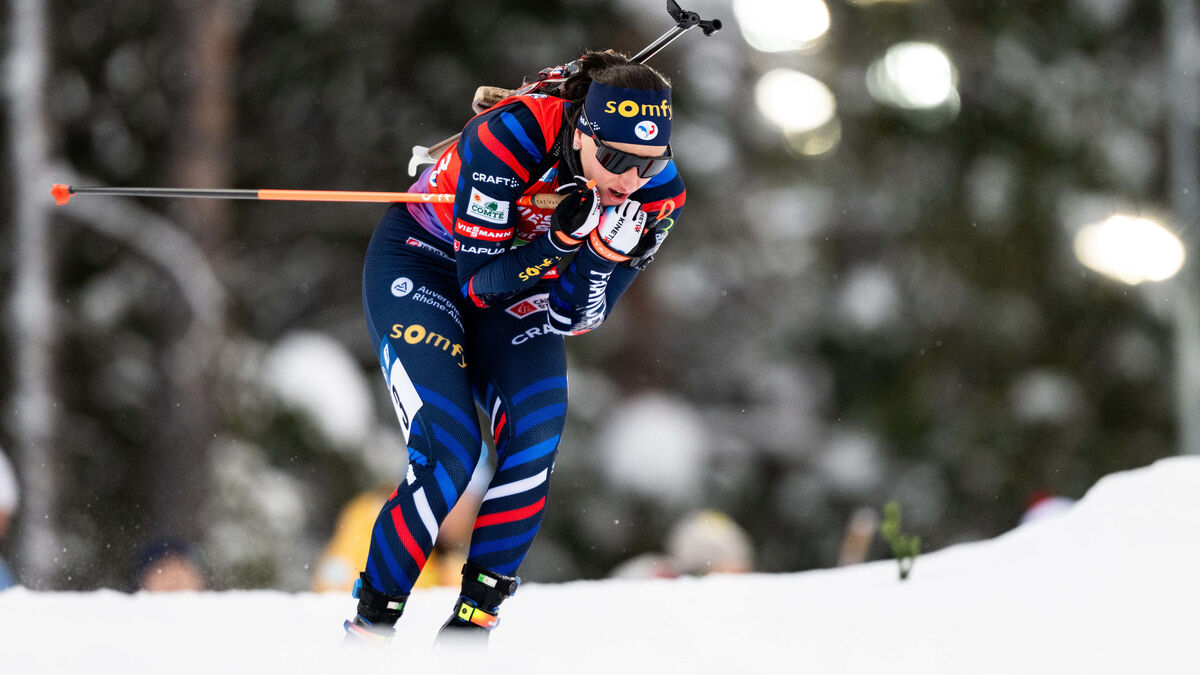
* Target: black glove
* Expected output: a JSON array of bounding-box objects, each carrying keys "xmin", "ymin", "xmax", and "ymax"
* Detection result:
[{"xmin": 548, "ymin": 178, "xmax": 602, "ymax": 252}]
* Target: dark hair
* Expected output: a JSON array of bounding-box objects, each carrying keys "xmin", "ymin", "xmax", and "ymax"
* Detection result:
[{"xmin": 559, "ymin": 50, "xmax": 672, "ymax": 106}]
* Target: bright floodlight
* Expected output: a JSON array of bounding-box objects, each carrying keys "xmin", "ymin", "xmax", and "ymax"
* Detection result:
[
  {"xmin": 755, "ymin": 68, "xmax": 837, "ymax": 134},
  {"xmin": 867, "ymin": 42, "xmax": 957, "ymax": 109},
  {"xmin": 1074, "ymin": 215, "xmax": 1186, "ymax": 285},
  {"xmin": 734, "ymin": 0, "xmax": 831, "ymax": 53}
]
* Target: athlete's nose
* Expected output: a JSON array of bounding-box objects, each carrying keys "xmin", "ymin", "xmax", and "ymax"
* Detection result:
[{"xmin": 615, "ymin": 167, "xmax": 641, "ymax": 193}]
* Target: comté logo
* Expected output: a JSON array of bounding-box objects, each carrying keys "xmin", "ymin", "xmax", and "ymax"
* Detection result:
[
  {"xmin": 505, "ymin": 294, "xmax": 549, "ymax": 319},
  {"xmin": 455, "ymin": 220, "xmax": 514, "ymax": 242},
  {"xmin": 467, "ymin": 187, "xmax": 510, "ymax": 224}
]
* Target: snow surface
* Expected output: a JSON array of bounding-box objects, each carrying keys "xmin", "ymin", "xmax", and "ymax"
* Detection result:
[{"xmin": 2, "ymin": 457, "xmax": 1197, "ymax": 674}]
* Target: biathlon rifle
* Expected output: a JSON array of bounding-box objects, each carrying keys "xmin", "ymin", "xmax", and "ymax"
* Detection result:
[
  {"xmin": 51, "ymin": 1, "xmax": 720, "ymax": 208},
  {"xmin": 407, "ymin": 0, "xmax": 722, "ymax": 176}
]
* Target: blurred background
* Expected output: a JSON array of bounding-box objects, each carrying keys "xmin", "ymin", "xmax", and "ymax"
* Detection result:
[{"xmin": 3, "ymin": 0, "xmax": 1198, "ymax": 591}]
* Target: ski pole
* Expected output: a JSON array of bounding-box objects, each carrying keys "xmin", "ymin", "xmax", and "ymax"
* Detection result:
[{"xmin": 50, "ymin": 183, "xmax": 565, "ymax": 209}]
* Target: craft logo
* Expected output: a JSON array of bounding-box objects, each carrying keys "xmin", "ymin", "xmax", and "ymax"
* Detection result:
[
  {"xmin": 604, "ymin": 99, "xmax": 672, "ymax": 120},
  {"xmin": 455, "ymin": 219, "xmax": 514, "ymax": 242},
  {"xmin": 472, "ymin": 172, "xmax": 522, "ymax": 189},
  {"xmin": 634, "ymin": 121, "xmax": 659, "ymax": 141},
  {"xmin": 391, "ymin": 277, "xmax": 413, "ymax": 297},
  {"xmin": 467, "ymin": 187, "xmax": 510, "ymax": 224},
  {"xmin": 505, "ymin": 294, "xmax": 549, "ymax": 319}
]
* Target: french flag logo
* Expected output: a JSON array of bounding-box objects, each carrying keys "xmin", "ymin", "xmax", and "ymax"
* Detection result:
[{"xmin": 634, "ymin": 120, "xmax": 659, "ymax": 141}]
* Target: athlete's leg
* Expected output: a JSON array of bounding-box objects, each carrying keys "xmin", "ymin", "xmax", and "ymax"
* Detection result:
[
  {"xmin": 351, "ymin": 207, "xmax": 483, "ymax": 636},
  {"xmin": 437, "ymin": 288, "xmax": 568, "ymax": 638}
]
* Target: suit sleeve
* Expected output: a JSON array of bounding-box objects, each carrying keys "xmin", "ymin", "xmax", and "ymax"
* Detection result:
[
  {"xmin": 452, "ymin": 103, "xmax": 574, "ymax": 309},
  {"xmin": 545, "ymin": 168, "xmax": 686, "ymax": 335}
]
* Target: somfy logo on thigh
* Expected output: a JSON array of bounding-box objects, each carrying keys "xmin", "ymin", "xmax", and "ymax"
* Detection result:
[{"xmin": 391, "ymin": 277, "xmax": 413, "ymax": 297}]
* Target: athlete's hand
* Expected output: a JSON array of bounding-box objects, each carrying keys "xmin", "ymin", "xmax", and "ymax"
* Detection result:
[
  {"xmin": 549, "ymin": 178, "xmax": 602, "ymax": 251},
  {"xmin": 587, "ymin": 200, "xmax": 647, "ymax": 263}
]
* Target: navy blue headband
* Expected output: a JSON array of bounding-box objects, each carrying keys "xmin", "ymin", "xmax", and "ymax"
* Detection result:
[{"xmin": 576, "ymin": 81, "xmax": 672, "ymax": 145}]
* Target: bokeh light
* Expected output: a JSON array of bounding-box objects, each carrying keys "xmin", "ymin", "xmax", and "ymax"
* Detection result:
[
  {"xmin": 1074, "ymin": 215, "xmax": 1186, "ymax": 285},
  {"xmin": 734, "ymin": 0, "xmax": 831, "ymax": 53},
  {"xmin": 755, "ymin": 68, "xmax": 836, "ymax": 134},
  {"xmin": 867, "ymin": 41, "xmax": 958, "ymax": 110}
]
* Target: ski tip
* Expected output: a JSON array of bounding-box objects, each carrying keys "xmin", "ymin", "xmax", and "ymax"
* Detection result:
[{"xmin": 50, "ymin": 183, "xmax": 73, "ymax": 206}]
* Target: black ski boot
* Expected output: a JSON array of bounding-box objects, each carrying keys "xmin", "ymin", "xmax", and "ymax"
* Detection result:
[
  {"xmin": 435, "ymin": 562, "xmax": 520, "ymax": 649},
  {"xmin": 343, "ymin": 572, "xmax": 410, "ymax": 645}
]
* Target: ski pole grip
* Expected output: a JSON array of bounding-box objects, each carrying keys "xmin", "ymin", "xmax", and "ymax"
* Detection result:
[{"xmin": 528, "ymin": 193, "xmax": 566, "ymax": 209}]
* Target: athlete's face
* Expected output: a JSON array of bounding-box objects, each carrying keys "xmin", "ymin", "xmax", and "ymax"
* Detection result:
[{"xmin": 574, "ymin": 129, "xmax": 669, "ymax": 207}]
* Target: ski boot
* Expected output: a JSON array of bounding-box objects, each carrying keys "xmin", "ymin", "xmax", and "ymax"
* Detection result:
[
  {"xmin": 343, "ymin": 572, "xmax": 409, "ymax": 645},
  {"xmin": 435, "ymin": 562, "xmax": 520, "ymax": 649}
]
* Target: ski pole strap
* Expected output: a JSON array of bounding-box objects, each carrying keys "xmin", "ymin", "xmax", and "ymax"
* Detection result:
[{"xmin": 353, "ymin": 573, "xmax": 409, "ymax": 625}]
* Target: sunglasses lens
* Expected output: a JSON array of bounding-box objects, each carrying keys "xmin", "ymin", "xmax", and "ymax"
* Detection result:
[
  {"xmin": 640, "ymin": 158, "xmax": 671, "ymax": 178},
  {"xmin": 594, "ymin": 142, "xmax": 671, "ymax": 178}
]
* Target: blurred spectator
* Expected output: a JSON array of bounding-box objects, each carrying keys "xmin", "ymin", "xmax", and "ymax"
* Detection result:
[
  {"xmin": 134, "ymin": 540, "xmax": 206, "ymax": 592},
  {"xmin": 609, "ymin": 553, "xmax": 678, "ymax": 580},
  {"xmin": 1020, "ymin": 491, "xmax": 1077, "ymax": 526},
  {"xmin": 313, "ymin": 450, "xmax": 491, "ymax": 592},
  {"xmin": 610, "ymin": 509, "xmax": 754, "ymax": 579},
  {"xmin": 313, "ymin": 488, "xmax": 389, "ymax": 593},
  {"xmin": 0, "ymin": 449, "xmax": 18, "ymax": 590},
  {"xmin": 667, "ymin": 510, "xmax": 754, "ymax": 576}
]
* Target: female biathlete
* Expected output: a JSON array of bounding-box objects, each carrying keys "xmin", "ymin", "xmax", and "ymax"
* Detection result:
[{"xmin": 345, "ymin": 51, "xmax": 686, "ymax": 643}]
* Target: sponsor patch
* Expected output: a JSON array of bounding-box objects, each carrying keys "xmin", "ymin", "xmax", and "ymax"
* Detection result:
[
  {"xmin": 505, "ymin": 294, "xmax": 550, "ymax": 319},
  {"xmin": 455, "ymin": 241, "xmax": 505, "ymax": 255},
  {"xmin": 391, "ymin": 277, "xmax": 414, "ymax": 297},
  {"xmin": 389, "ymin": 323, "xmax": 467, "ymax": 369},
  {"xmin": 472, "ymin": 172, "xmax": 522, "ymax": 189},
  {"xmin": 455, "ymin": 219, "xmax": 514, "ymax": 242},
  {"xmin": 406, "ymin": 237, "xmax": 452, "ymax": 260},
  {"xmin": 634, "ymin": 120, "xmax": 659, "ymax": 141},
  {"xmin": 466, "ymin": 187, "xmax": 510, "ymax": 224},
  {"xmin": 511, "ymin": 322, "xmax": 557, "ymax": 345}
]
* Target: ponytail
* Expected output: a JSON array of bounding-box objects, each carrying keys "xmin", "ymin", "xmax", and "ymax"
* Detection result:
[{"xmin": 559, "ymin": 50, "xmax": 672, "ymax": 106}]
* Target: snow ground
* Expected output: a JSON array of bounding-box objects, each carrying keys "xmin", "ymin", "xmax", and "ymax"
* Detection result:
[{"xmin": 2, "ymin": 457, "xmax": 1197, "ymax": 674}]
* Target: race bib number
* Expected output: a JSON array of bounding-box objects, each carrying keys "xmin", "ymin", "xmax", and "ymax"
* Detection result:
[{"xmin": 381, "ymin": 340, "xmax": 423, "ymax": 443}]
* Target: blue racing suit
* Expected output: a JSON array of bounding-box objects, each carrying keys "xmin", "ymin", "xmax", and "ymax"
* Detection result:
[{"xmin": 361, "ymin": 92, "xmax": 686, "ymax": 595}]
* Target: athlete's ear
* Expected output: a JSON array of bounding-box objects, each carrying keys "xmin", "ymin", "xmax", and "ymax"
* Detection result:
[{"xmin": 572, "ymin": 129, "xmax": 583, "ymax": 152}]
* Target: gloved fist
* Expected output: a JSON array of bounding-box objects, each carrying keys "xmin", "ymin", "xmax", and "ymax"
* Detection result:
[
  {"xmin": 588, "ymin": 200, "xmax": 647, "ymax": 263},
  {"xmin": 549, "ymin": 178, "xmax": 602, "ymax": 251}
]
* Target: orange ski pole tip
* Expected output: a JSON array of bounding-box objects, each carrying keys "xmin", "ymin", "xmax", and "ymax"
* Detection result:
[{"xmin": 50, "ymin": 184, "xmax": 73, "ymax": 205}]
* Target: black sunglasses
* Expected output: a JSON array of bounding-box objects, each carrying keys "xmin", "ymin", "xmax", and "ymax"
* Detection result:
[{"xmin": 587, "ymin": 127, "xmax": 673, "ymax": 179}]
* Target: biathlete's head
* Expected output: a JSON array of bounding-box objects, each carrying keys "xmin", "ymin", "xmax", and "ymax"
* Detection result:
[{"xmin": 561, "ymin": 51, "xmax": 673, "ymax": 206}]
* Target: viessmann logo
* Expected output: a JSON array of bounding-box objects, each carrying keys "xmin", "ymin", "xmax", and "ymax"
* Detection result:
[
  {"xmin": 455, "ymin": 219, "xmax": 514, "ymax": 242},
  {"xmin": 467, "ymin": 187, "xmax": 510, "ymax": 224}
]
